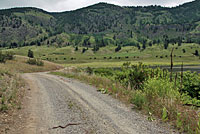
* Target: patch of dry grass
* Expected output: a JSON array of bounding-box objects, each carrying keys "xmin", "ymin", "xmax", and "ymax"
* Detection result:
[{"xmin": 1, "ymin": 56, "xmax": 63, "ymax": 73}]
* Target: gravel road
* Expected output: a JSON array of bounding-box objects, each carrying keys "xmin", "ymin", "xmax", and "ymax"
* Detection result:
[{"xmin": 21, "ymin": 72, "xmax": 176, "ymax": 134}]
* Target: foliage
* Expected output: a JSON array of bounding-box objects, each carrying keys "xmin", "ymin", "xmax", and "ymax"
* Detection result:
[
  {"xmin": 4, "ymin": 51, "xmax": 14, "ymax": 60},
  {"xmin": 86, "ymin": 67, "xmax": 93, "ymax": 75},
  {"xmin": 162, "ymin": 107, "xmax": 168, "ymax": 122},
  {"xmin": 181, "ymin": 71, "xmax": 200, "ymax": 99},
  {"xmin": 130, "ymin": 90, "xmax": 146, "ymax": 110},
  {"xmin": 28, "ymin": 49, "xmax": 34, "ymax": 58},
  {"xmin": 0, "ymin": 51, "xmax": 14, "ymax": 63},
  {"xmin": 0, "ymin": 1, "xmax": 200, "ymax": 47},
  {"xmin": 26, "ymin": 58, "xmax": 44, "ymax": 66},
  {"xmin": 0, "ymin": 51, "xmax": 6, "ymax": 63},
  {"xmin": 115, "ymin": 62, "xmax": 149, "ymax": 89},
  {"xmin": 115, "ymin": 45, "xmax": 121, "ymax": 52}
]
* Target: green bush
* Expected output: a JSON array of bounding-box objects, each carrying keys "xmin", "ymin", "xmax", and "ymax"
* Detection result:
[
  {"xmin": 115, "ymin": 62, "xmax": 149, "ymax": 89},
  {"xmin": 144, "ymin": 78, "xmax": 180, "ymax": 99},
  {"xmin": 181, "ymin": 71, "xmax": 200, "ymax": 99},
  {"xmin": 0, "ymin": 51, "xmax": 6, "ymax": 63},
  {"xmin": 5, "ymin": 51, "xmax": 14, "ymax": 60},
  {"xmin": 131, "ymin": 90, "xmax": 147, "ymax": 110},
  {"xmin": 27, "ymin": 58, "xmax": 44, "ymax": 66},
  {"xmin": 0, "ymin": 51, "xmax": 15, "ymax": 63}
]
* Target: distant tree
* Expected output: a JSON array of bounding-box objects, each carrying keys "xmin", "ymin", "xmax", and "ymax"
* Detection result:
[
  {"xmin": 153, "ymin": 39, "xmax": 157, "ymax": 45},
  {"xmin": 182, "ymin": 49, "xmax": 186, "ymax": 53},
  {"xmin": 142, "ymin": 43, "xmax": 146, "ymax": 50},
  {"xmin": 137, "ymin": 44, "xmax": 141, "ymax": 50},
  {"xmin": 115, "ymin": 45, "xmax": 121, "ymax": 52},
  {"xmin": 82, "ymin": 48, "xmax": 87, "ymax": 53},
  {"xmin": 164, "ymin": 39, "xmax": 169, "ymax": 49},
  {"xmin": 92, "ymin": 45, "xmax": 99, "ymax": 52},
  {"xmin": 28, "ymin": 49, "xmax": 34, "ymax": 58},
  {"xmin": 83, "ymin": 40, "xmax": 87, "ymax": 47},
  {"xmin": 148, "ymin": 41, "xmax": 152, "ymax": 47},
  {"xmin": 113, "ymin": 35, "xmax": 116, "ymax": 40},
  {"xmin": 178, "ymin": 40, "xmax": 182, "ymax": 46},
  {"xmin": 74, "ymin": 46, "xmax": 78, "ymax": 51},
  {"xmin": 130, "ymin": 31, "xmax": 133, "ymax": 38},
  {"xmin": 37, "ymin": 41, "xmax": 41, "ymax": 46},
  {"xmin": 194, "ymin": 50, "xmax": 199, "ymax": 56}
]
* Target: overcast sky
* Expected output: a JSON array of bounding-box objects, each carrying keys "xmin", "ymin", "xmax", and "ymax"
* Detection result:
[{"xmin": 0, "ymin": 0, "xmax": 194, "ymax": 12}]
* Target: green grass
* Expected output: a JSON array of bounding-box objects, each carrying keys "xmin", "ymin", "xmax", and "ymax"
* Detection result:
[{"xmin": 7, "ymin": 43, "xmax": 200, "ymax": 67}]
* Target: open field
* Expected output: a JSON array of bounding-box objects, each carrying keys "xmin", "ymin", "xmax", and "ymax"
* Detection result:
[{"xmin": 7, "ymin": 43, "xmax": 200, "ymax": 67}]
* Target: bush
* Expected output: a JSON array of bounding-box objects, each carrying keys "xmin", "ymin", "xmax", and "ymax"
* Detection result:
[
  {"xmin": 27, "ymin": 58, "xmax": 44, "ymax": 66},
  {"xmin": 115, "ymin": 62, "xmax": 149, "ymax": 89},
  {"xmin": 144, "ymin": 78, "xmax": 180, "ymax": 99},
  {"xmin": 86, "ymin": 67, "xmax": 93, "ymax": 75},
  {"xmin": 0, "ymin": 51, "xmax": 14, "ymax": 63},
  {"xmin": 131, "ymin": 90, "xmax": 147, "ymax": 110},
  {"xmin": 28, "ymin": 49, "xmax": 34, "ymax": 58},
  {"xmin": 115, "ymin": 45, "xmax": 121, "ymax": 52},
  {"xmin": 181, "ymin": 71, "xmax": 200, "ymax": 99},
  {"xmin": 5, "ymin": 51, "xmax": 14, "ymax": 60},
  {"xmin": 0, "ymin": 51, "xmax": 6, "ymax": 63}
]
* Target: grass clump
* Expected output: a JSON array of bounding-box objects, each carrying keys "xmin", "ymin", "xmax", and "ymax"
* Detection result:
[
  {"xmin": 0, "ymin": 67, "xmax": 24, "ymax": 112},
  {"xmin": 27, "ymin": 58, "xmax": 44, "ymax": 66}
]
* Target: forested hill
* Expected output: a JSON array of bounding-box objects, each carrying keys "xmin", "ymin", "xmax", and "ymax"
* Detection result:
[{"xmin": 0, "ymin": 0, "xmax": 200, "ymax": 48}]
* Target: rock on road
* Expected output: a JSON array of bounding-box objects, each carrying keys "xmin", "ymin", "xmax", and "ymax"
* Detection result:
[{"xmin": 20, "ymin": 72, "xmax": 175, "ymax": 134}]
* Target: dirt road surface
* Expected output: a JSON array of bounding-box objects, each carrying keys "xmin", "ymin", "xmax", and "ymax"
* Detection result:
[{"xmin": 17, "ymin": 72, "xmax": 176, "ymax": 134}]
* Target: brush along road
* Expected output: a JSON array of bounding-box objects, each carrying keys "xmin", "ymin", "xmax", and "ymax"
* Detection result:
[{"xmin": 21, "ymin": 72, "xmax": 176, "ymax": 134}]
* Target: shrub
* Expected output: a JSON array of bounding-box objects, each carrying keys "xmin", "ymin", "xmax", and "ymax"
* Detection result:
[
  {"xmin": 144, "ymin": 78, "xmax": 180, "ymax": 99},
  {"xmin": 86, "ymin": 67, "xmax": 93, "ymax": 75},
  {"xmin": 5, "ymin": 51, "xmax": 14, "ymax": 60},
  {"xmin": 194, "ymin": 50, "xmax": 199, "ymax": 56},
  {"xmin": 115, "ymin": 45, "xmax": 121, "ymax": 52},
  {"xmin": 28, "ymin": 49, "xmax": 34, "ymax": 58},
  {"xmin": 180, "ymin": 71, "xmax": 200, "ymax": 99},
  {"xmin": 115, "ymin": 62, "xmax": 149, "ymax": 89},
  {"xmin": 0, "ymin": 51, "xmax": 14, "ymax": 63},
  {"xmin": 27, "ymin": 58, "xmax": 44, "ymax": 66},
  {"xmin": 131, "ymin": 90, "xmax": 147, "ymax": 110},
  {"xmin": 0, "ymin": 51, "xmax": 6, "ymax": 63}
]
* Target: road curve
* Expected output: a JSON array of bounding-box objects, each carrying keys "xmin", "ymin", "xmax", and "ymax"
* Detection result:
[{"xmin": 22, "ymin": 72, "xmax": 176, "ymax": 134}]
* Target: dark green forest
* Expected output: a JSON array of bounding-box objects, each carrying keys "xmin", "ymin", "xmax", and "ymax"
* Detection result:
[{"xmin": 0, "ymin": 0, "xmax": 200, "ymax": 49}]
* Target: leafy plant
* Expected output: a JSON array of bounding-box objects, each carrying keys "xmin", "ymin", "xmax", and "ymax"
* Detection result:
[
  {"xmin": 176, "ymin": 112, "xmax": 182, "ymax": 129},
  {"xmin": 180, "ymin": 71, "xmax": 200, "ymax": 99},
  {"xmin": 131, "ymin": 90, "xmax": 147, "ymax": 110},
  {"xmin": 162, "ymin": 107, "xmax": 168, "ymax": 122}
]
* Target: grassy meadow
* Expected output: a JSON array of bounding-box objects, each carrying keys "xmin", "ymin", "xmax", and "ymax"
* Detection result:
[{"xmin": 8, "ymin": 43, "xmax": 200, "ymax": 67}]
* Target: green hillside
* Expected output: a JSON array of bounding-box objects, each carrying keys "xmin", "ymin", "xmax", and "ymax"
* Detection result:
[{"xmin": 0, "ymin": 1, "xmax": 200, "ymax": 48}]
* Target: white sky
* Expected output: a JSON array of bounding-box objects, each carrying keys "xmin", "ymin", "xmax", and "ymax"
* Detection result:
[{"xmin": 0, "ymin": 0, "xmax": 194, "ymax": 12}]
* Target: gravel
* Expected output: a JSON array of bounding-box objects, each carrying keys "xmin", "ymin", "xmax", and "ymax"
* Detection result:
[{"xmin": 21, "ymin": 72, "xmax": 177, "ymax": 134}]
